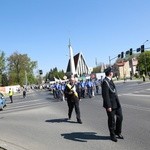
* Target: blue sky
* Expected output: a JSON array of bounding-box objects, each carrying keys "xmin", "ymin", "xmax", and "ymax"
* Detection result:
[{"xmin": 0, "ymin": 0, "xmax": 150, "ymax": 75}]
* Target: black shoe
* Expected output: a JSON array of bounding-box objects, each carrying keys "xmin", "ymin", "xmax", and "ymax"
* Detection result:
[
  {"xmin": 68, "ymin": 115, "xmax": 71, "ymax": 120},
  {"xmin": 68, "ymin": 116, "xmax": 71, "ymax": 120},
  {"xmin": 116, "ymin": 134, "xmax": 124, "ymax": 139},
  {"xmin": 77, "ymin": 119, "xmax": 82, "ymax": 124},
  {"xmin": 110, "ymin": 136, "xmax": 117, "ymax": 142}
]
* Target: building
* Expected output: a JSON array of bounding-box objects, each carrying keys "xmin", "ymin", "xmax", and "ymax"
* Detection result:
[
  {"xmin": 66, "ymin": 52, "xmax": 90, "ymax": 77},
  {"xmin": 117, "ymin": 57, "xmax": 138, "ymax": 79}
]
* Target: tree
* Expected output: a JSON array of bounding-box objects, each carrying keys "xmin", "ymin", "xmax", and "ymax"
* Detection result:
[
  {"xmin": 92, "ymin": 63, "xmax": 108, "ymax": 73},
  {"xmin": 0, "ymin": 51, "xmax": 7, "ymax": 86},
  {"xmin": 137, "ymin": 51, "xmax": 150, "ymax": 75},
  {"xmin": 112, "ymin": 63, "xmax": 120, "ymax": 78},
  {"xmin": 92, "ymin": 66, "xmax": 101, "ymax": 73},
  {"xmin": 1, "ymin": 73, "xmax": 8, "ymax": 86},
  {"xmin": 7, "ymin": 52, "xmax": 37, "ymax": 86},
  {"xmin": 45, "ymin": 67, "xmax": 65, "ymax": 82}
]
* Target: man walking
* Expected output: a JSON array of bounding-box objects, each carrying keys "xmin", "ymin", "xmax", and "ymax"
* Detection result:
[
  {"xmin": 101, "ymin": 67, "xmax": 123, "ymax": 142},
  {"xmin": 9, "ymin": 88, "xmax": 13, "ymax": 103},
  {"xmin": 64, "ymin": 76, "xmax": 82, "ymax": 124}
]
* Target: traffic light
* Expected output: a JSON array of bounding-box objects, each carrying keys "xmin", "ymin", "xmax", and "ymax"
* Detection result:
[
  {"xmin": 141, "ymin": 45, "xmax": 144, "ymax": 53},
  {"xmin": 121, "ymin": 52, "xmax": 124, "ymax": 58},
  {"xmin": 136, "ymin": 48, "xmax": 140, "ymax": 52},
  {"xmin": 129, "ymin": 48, "xmax": 133, "ymax": 55},
  {"xmin": 39, "ymin": 70, "xmax": 43, "ymax": 75},
  {"xmin": 118, "ymin": 54, "xmax": 121, "ymax": 58},
  {"xmin": 126, "ymin": 51, "xmax": 129, "ymax": 55}
]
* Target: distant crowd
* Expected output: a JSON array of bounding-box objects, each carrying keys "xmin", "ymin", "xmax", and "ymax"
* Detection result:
[{"xmin": 47, "ymin": 78, "xmax": 103, "ymax": 101}]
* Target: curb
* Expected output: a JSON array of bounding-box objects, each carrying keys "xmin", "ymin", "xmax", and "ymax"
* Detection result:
[{"xmin": 0, "ymin": 139, "xmax": 29, "ymax": 150}]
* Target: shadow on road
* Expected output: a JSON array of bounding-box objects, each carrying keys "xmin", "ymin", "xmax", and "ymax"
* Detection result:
[
  {"xmin": 61, "ymin": 132, "xmax": 110, "ymax": 142},
  {"xmin": 45, "ymin": 118, "xmax": 77, "ymax": 124},
  {"xmin": 46, "ymin": 97, "xmax": 64, "ymax": 102}
]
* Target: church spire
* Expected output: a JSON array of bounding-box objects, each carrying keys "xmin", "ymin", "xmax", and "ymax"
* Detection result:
[{"xmin": 68, "ymin": 39, "xmax": 76, "ymax": 75}]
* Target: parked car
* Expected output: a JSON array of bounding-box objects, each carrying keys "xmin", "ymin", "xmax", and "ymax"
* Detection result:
[{"xmin": 0, "ymin": 92, "xmax": 6, "ymax": 111}]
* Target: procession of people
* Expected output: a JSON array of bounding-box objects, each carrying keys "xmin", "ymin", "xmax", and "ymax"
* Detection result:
[
  {"xmin": 47, "ymin": 67, "xmax": 124, "ymax": 142},
  {"xmin": 50, "ymin": 77, "xmax": 102, "ymax": 101}
]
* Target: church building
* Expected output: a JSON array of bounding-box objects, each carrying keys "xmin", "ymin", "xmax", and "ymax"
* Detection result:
[{"xmin": 66, "ymin": 52, "xmax": 90, "ymax": 77}]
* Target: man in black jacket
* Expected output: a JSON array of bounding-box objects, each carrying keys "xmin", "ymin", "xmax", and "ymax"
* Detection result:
[
  {"xmin": 64, "ymin": 77, "xmax": 82, "ymax": 124},
  {"xmin": 101, "ymin": 67, "xmax": 123, "ymax": 142}
]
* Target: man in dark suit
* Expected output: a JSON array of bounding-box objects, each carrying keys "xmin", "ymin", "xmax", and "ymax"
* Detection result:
[
  {"xmin": 101, "ymin": 67, "xmax": 123, "ymax": 142},
  {"xmin": 64, "ymin": 77, "xmax": 82, "ymax": 124}
]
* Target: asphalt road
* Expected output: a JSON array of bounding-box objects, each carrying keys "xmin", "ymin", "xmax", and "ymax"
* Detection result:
[{"xmin": 0, "ymin": 81, "xmax": 150, "ymax": 150}]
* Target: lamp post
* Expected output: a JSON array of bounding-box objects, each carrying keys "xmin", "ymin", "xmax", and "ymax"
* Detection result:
[
  {"xmin": 142, "ymin": 40, "xmax": 149, "ymax": 76},
  {"xmin": 25, "ymin": 70, "xmax": 28, "ymax": 88},
  {"xmin": 109, "ymin": 55, "xmax": 118, "ymax": 66},
  {"xmin": 143, "ymin": 40, "xmax": 149, "ymax": 45}
]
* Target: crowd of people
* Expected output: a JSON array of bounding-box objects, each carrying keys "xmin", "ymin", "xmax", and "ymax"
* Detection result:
[
  {"xmin": 49, "ymin": 78, "xmax": 102, "ymax": 101},
  {"xmin": 7, "ymin": 67, "xmax": 124, "ymax": 142},
  {"xmin": 48, "ymin": 67, "xmax": 124, "ymax": 142}
]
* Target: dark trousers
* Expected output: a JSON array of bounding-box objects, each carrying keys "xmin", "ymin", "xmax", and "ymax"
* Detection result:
[
  {"xmin": 9, "ymin": 95, "xmax": 13, "ymax": 103},
  {"xmin": 67, "ymin": 99, "xmax": 81, "ymax": 121},
  {"xmin": 77, "ymin": 89, "xmax": 81, "ymax": 100},
  {"xmin": 106, "ymin": 108, "xmax": 123, "ymax": 136},
  {"xmin": 96, "ymin": 86, "xmax": 99, "ymax": 94},
  {"xmin": 23, "ymin": 91, "xmax": 26, "ymax": 98},
  {"xmin": 87, "ymin": 87, "xmax": 92, "ymax": 98},
  {"xmin": 81, "ymin": 88, "xmax": 85, "ymax": 98}
]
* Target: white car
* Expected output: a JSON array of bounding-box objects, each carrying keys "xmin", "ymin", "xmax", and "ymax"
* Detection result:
[{"xmin": 0, "ymin": 92, "xmax": 6, "ymax": 110}]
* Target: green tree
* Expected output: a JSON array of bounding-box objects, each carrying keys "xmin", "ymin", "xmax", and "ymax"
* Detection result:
[
  {"xmin": 45, "ymin": 67, "xmax": 65, "ymax": 82},
  {"xmin": 0, "ymin": 51, "xmax": 7, "ymax": 86},
  {"xmin": 1, "ymin": 73, "xmax": 8, "ymax": 86},
  {"xmin": 7, "ymin": 52, "xmax": 37, "ymax": 86},
  {"xmin": 137, "ymin": 51, "xmax": 150, "ymax": 75},
  {"xmin": 92, "ymin": 66, "xmax": 101, "ymax": 73}
]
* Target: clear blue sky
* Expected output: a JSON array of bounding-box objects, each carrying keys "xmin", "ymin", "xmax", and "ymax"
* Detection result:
[{"xmin": 0, "ymin": 0, "xmax": 150, "ymax": 75}]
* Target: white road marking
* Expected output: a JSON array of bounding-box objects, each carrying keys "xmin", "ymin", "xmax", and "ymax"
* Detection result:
[
  {"xmin": 122, "ymin": 93, "xmax": 150, "ymax": 97},
  {"xmin": 122, "ymin": 103, "xmax": 150, "ymax": 112},
  {"xmin": 6, "ymin": 101, "xmax": 49, "ymax": 110}
]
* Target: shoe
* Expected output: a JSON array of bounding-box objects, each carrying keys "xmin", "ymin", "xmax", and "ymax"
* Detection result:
[
  {"xmin": 116, "ymin": 134, "xmax": 124, "ymax": 139},
  {"xmin": 68, "ymin": 117, "xmax": 71, "ymax": 120},
  {"xmin": 77, "ymin": 120, "xmax": 82, "ymax": 124},
  {"xmin": 77, "ymin": 119, "xmax": 82, "ymax": 124},
  {"xmin": 110, "ymin": 136, "xmax": 117, "ymax": 142},
  {"xmin": 68, "ymin": 115, "xmax": 71, "ymax": 120}
]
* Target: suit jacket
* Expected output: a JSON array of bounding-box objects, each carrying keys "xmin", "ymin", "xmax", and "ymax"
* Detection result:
[
  {"xmin": 101, "ymin": 77, "xmax": 121, "ymax": 109},
  {"xmin": 64, "ymin": 83, "xmax": 79, "ymax": 102}
]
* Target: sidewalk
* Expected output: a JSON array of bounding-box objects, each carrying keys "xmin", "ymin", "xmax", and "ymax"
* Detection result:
[
  {"xmin": 114, "ymin": 78, "xmax": 150, "ymax": 84},
  {"xmin": 0, "ymin": 139, "xmax": 27, "ymax": 150}
]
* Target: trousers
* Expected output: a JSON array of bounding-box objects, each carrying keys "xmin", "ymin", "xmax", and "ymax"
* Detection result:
[
  {"xmin": 67, "ymin": 99, "xmax": 81, "ymax": 120},
  {"xmin": 106, "ymin": 107, "xmax": 123, "ymax": 136}
]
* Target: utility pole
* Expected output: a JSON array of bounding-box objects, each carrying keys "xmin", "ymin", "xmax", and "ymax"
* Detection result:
[
  {"xmin": 109, "ymin": 55, "xmax": 118, "ymax": 66},
  {"xmin": 25, "ymin": 70, "xmax": 28, "ymax": 88},
  {"xmin": 142, "ymin": 40, "xmax": 149, "ymax": 76}
]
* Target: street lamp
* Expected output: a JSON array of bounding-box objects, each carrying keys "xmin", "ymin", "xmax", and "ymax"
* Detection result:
[
  {"xmin": 25, "ymin": 70, "xmax": 28, "ymax": 88},
  {"xmin": 109, "ymin": 55, "xmax": 118, "ymax": 66},
  {"xmin": 142, "ymin": 40, "xmax": 149, "ymax": 76},
  {"xmin": 143, "ymin": 40, "xmax": 149, "ymax": 45}
]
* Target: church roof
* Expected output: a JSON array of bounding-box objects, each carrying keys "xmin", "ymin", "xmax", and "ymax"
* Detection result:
[{"xmin": 66, "ymin": 53, "xmax": 80, "ymax": 72}]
